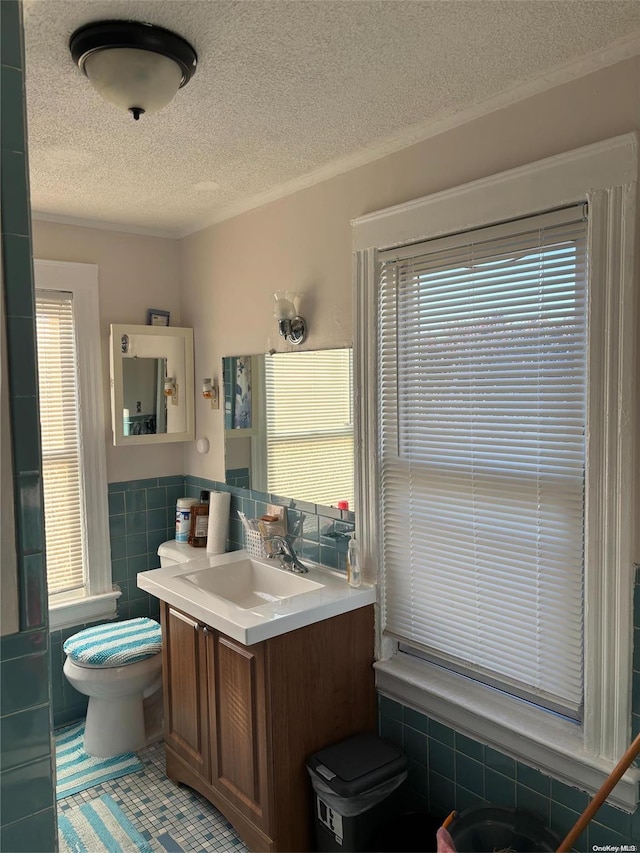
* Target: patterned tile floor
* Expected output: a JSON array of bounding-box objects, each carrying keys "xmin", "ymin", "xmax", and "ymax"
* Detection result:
[{"xmin": 57, "ymin": 739, "xmax": 249, "ymax": 853}]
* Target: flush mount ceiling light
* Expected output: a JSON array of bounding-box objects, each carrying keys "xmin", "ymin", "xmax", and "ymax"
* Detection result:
[{"xmin": 70, "ymin": 20, "xmax": 197, "ymax": 121}]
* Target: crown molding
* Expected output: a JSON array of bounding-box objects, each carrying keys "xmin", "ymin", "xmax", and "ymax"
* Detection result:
[
  {"xmin": 31, "ymin": 210, "xmax": 181, "ymax": 239},
  {"xmin": 178, "ymin": 33, "xmax": 640, "ymax": 238}
]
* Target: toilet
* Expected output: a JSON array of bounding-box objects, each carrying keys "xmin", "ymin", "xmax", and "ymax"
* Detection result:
[
  {"xmin": 157, "ymin": 539, "xmax": 196, "ymax": 568},
  {"xmin": 63, "ymin": 617, "xmax": 163, "ymax": 758}
]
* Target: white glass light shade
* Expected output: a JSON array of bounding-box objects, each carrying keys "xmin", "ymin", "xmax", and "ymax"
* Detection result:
[
  {"xmin": 83, "ymin": 47, "xmax": 183, "ymax": 115},
  {"xmin": 273, "ymin": 290, "xmax": 299, "ymax": 320}
]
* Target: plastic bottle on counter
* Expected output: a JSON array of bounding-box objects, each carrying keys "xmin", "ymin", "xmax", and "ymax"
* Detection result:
[
  {"xmin": 347, "ymin": 534, "xmax": 362, "ymax": 588},
  {"xmin": 188, "ymin": 490, "xmax": 210, "ymax": 547},
  {"xmin": 175, "ymin": 498, "xmax": 193, "ymax": 543}
]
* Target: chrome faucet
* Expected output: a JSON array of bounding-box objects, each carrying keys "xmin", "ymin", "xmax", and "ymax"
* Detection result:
[{"xmin": 264, "ymin": 535, "xmax": 309, "ymax": 574}]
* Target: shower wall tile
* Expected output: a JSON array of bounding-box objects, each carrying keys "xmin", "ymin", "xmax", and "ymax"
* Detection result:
[
  {"xmin": 0, "ymin": 652, "xmax": 48, "ymax": 716},
  {"xmin": 0, "ymin": 0, "xmax": 22, "ymax": 70},
  {"xmin": 0, "ymin": 757, "xmax": 55, "ymax": 826},
  {"xmin": 0, "ymin": 808, "xmax": 57, "ymax": 853},
  {"xmin": 1, "ymin": 2, "xmax": 56, "ymax": 847}
]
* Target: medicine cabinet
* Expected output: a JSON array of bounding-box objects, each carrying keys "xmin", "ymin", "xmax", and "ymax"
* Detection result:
[{"xmin": 109, "ymin": 324, "xmax": 195, "ymax": 446}]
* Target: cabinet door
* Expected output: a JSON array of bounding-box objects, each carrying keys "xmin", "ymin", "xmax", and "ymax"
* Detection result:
[
  {"xmin": 207, "ymin": 631, "xmax": 271, "ymax": 831},
  {"xmin": 161, "ymin": 605, "xmax": 209, "ymax": 779}
]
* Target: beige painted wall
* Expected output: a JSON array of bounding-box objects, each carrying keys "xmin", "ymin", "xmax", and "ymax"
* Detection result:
[
  {"xmin": 32, "ymin": 222, "xmax": 183, "ymax": 482},
  {"xmin": 29, "ymin": 57, "xmax": 639, "ymax": 486},
  {"xmin": 180, "ymin": 55, "xmax": 640, "ymax": 482}
]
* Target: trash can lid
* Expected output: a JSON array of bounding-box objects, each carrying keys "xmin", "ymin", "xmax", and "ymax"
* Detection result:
[{"xmin": 308, "ymin": 732, "xmax": 407, "ymax": 798}]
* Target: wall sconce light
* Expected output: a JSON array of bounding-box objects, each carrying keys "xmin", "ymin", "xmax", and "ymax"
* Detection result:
[
  {"xmin": 202, "ymin": 378, "xmax": 219, "ymax": 408},
  {"xmin": 273, "ymin": 291, "xmax": 307, "ymax": 346},
  {"xmin": 69, "ymin": 20, "xmax": 197, "ymax": 121},
  {"xmin": 163, "ymin": 377, "xmax": 176, "ymax": 397}
]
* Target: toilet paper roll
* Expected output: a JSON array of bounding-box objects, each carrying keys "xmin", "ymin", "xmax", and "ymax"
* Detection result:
[{"xmin": 206, "ymin": 490, "xmax": 231, "ymax": 554}]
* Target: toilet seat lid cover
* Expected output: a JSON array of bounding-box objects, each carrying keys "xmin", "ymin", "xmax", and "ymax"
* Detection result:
[{"xmin": 63, "ymin": 618, "xmax": 162, "ymax": 666}]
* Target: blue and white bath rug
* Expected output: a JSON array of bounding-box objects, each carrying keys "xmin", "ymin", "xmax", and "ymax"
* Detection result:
[
  {"xmin": 58, "ymin": 794, "xmax": 153, "ymax": 853},
  {"xmin": 55, "ymin": 722, "xmax": 143, "ymax": 800}
]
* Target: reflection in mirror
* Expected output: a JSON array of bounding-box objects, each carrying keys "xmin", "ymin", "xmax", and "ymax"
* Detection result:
[
  {"xmin": 109, "ymin": 324, "xmax": 194, "ymax": 446},
  {"xmin": 122, "ymin": 358, "xmax": 167, "ymax": 436},
  {"xmin": 225, "ymin": 356, "xmax": 252, "ymax": 429},
  {"xmin": 223, "ymin": 349, "xmax": 354, "ymax": 509}
]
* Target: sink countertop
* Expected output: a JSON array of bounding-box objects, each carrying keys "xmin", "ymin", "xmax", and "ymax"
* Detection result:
[{"xmin": 137, "ymin": 549, "xmax": 376, "ymax": 645}]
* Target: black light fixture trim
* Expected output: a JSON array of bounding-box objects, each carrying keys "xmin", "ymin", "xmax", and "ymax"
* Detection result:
[{"xmin": 69, "ymin": 20, "xmax": 198, "ymax": 88}]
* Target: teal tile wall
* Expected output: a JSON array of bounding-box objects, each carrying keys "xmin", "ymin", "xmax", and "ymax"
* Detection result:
[
  {"xmin": 48, "ymin": 471, "xmax": 639, "ymax": 848},
  {"xmin": 378, "ymin": 568, "xmax": 640, "ymax": 851},
  {"xmin": 107, "ymin": 475, "xmax": 183, "ymax": 620},
  {"xmin": 0, "ymin": 2, "xmax": 57, "ymax": 850},
  {"xmin": 184, "ymin": 475, "xmax": 355, "ymax": 571},
  {"xmin": 51, "ymin": 473, "xmax": 353, "ymax": 725},
  {"xmin": 226, "ymin": 466, "xmax": 250, "ymax": 488}
]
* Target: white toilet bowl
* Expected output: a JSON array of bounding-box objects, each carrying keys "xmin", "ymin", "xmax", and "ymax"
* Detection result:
[
  {"xmin": 64, "ymin": 654, "xmax": 162, "ymax": 757},
  {"xmin": 63, "ymin": 618, "xmax": 163, "ymax": 758}
]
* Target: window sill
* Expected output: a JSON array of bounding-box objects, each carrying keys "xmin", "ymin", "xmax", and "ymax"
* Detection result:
[
  {"xmin": 375, "ymin": 653, "xmax": 640, "ymax": 812},
  {"xmin": 49, "ymin": 589, "xmax": 121, "ymax": 632}
]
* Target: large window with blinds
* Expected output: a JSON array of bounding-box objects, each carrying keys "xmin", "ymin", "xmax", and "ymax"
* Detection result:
[
  {"xmin": 264, "ymin": 349, "xmax": 354, "ymax": 508},
  {"xmin": 36, "ymin": 291, "xmax": 86, "ymax": 596},
  {"xmin": 34, "ymin": 260, "xmax": 114, "ymax": 629},
  {"xmin": 378, "ymin": 206, "xmax": 587, "ymax": 719},
  {"xmin": 356, "ymin": 136, "xmax": 637, "ymax": 804}
]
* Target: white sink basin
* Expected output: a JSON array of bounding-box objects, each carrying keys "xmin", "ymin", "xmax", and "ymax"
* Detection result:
[
  {"xmin": 180, "ymin": 558, "xmax": 323, "ymax": 609},
  {"xmin": 137, "ymin": 549, "xmax": 376, "ymax": 645}
]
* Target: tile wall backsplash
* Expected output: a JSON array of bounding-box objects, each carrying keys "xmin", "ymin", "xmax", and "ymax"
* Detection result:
[
  {"xmin": 0, "ymin": 3, "xmax": 57, "ymax": 849},
  {"xmin": 184, "ymin": 475, "xmax": 355, "ymax": 571},
  {"xmin": 378, "ymin": 565, "xmax": 640, "ymax": 849},
  {"xmin": 225, "ymin": 466, "xmax": 250, "ymax": 489},
  {"xmin": 379, "ymin": 696, "xmax": 640, "ymax": 850},
  {"xmin": 50, "ymin": 474, "xmax": 355, "ymax": 726}
]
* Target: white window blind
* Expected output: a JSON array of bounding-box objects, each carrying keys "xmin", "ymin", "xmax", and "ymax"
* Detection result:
[
  {"xmin": 265, "ymin": 349, "xmax": 354, "ymax": 508},
  {"xmin": 379, "ymin": 206, "xmax": 587, "ymax": 718},
  {"xmin": 35, "ymin": 291, "xmax": 86, "ymax": 596}
]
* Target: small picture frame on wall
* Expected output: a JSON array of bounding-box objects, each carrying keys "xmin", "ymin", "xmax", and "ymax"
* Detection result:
[{"xmin": 147, "ymin": 309, "xmax": 170, "ymax": 327}]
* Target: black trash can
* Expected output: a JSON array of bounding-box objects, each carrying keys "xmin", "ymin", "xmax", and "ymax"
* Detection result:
[{"xmin": 307, "ymin": 732, "xmax": 408, "ymax": 852}]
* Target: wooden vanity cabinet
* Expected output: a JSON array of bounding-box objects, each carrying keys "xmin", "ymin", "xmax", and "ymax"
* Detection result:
[{"xmin": 160, "ymin": 601, "xmax": 376, "ymax": 853}]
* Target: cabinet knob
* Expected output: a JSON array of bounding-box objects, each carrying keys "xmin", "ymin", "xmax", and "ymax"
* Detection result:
[{"xmin": 201, "ymin": 626, "xmax": 209, "ymax": 635}]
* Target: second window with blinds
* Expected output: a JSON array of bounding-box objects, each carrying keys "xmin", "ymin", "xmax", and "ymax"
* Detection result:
[{"xmin": 34, "ymin": 260, "xmax": 115, "ymax": 630}]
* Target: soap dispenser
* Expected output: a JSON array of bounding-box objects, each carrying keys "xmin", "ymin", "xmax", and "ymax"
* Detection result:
[{"xmin": 347, "ymin": 534, "xmax": 362, "ymax": 588}]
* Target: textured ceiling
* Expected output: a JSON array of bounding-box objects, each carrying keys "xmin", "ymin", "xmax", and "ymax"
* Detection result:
[{"xmin": 23, "ymin": 0, "xmax": 640, "ymax": 236}]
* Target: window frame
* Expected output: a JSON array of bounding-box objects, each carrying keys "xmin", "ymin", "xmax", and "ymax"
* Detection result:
[
  {"xmin": 352, "ymin": 132, "xmax": 639, "ymax": 810},
  {"xmin": 35, "ymin": 259, "xmax": 118, "ymax": 630}
]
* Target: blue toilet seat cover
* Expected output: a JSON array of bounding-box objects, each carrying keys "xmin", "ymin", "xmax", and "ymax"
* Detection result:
[{"xmin": 63, "ymin": 618, "xmax": 162, "ymax": 666}]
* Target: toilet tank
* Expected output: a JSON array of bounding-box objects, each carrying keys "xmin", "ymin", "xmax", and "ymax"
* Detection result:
[{"xmin": 158, "ymin": 540, "xmax": 195, "ymax": 567}]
